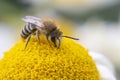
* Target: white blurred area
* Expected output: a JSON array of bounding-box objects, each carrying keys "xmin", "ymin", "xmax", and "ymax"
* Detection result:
[
  {"xmin": 0, "ymin": 0, "xmax": 120, "ymax": 79},
  {"xmin": 0, "ymin": 23, "xmax": 17, "ymax": 59},
  {"xmin": 75, "ymin": 18, "xmax": 120, "ymax": 69}
]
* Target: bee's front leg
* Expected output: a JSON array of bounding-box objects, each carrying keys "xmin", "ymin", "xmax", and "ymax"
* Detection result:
[
  {"xmin": 46, "ymin": 34, "xmax": 49, "ymax": 42},
  {"xmin": 50, "ymin": 35, "xmax": 57, "ymax": 47},
  {"xmin": 57, "ymin": 38, "xmax": 61, "ymax": 48}
]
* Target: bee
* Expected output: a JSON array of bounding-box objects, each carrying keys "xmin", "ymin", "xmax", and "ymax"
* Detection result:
[{"xmin": 21, "ymin": 16, "xmax": 79, "ymax": 49}]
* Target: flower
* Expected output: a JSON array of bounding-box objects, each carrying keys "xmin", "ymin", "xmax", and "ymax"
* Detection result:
[
  {"xmin": 89, "ymin": 52, "xmax": 116, "ymax": 80},
  {"xmin": 0, "ymin": 36, "xmax": 100, "ymax": 80}
]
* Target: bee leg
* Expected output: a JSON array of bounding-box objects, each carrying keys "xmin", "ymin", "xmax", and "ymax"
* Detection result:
[
  {"xmin": 46, "ymin": 34, "xmax": 49, "ymax": 42},
  {"xmin": 51, "ymin": 36, "xmax": 57, "ymax": 47},
  {"xmin": 36, "ymin": 30, "xmax": 40, "ymax": 44},
  {"xmin": 57, "ymin": 38, "xmax": 61, "ymax": 48},
  {"xmin": 24, "ymin": 35, "xmax": 31, "ymax": 50}
]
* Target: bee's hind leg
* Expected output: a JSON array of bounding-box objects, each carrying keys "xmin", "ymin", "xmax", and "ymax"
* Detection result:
[{"xmin": 24, "ymin": 35, "xmax": 31, "ymax": 50}]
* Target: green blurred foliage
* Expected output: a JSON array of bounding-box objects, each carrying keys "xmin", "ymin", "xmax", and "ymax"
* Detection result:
[{"xmin": 0, "ymin": 0, "xmax": 30, "ymax": 25}]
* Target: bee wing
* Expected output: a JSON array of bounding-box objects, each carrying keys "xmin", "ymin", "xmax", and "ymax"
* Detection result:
[
  {"xmin": 23, "ymin": 16, "xmax": 41, "ymax": 21},
  {"xmin": 22, "ymin": 16, "xmax": 44, "ymax": 27}
]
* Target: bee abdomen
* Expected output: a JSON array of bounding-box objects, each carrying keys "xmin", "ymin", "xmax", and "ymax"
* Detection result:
[{"xmin": 21, "ymin": 23, "xmax": 36, "ymax": 39}]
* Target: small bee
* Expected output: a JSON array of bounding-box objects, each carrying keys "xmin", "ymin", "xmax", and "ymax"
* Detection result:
[{"xmin": 21, "ymin": 16, "xmax": 79, "ymax": 49}]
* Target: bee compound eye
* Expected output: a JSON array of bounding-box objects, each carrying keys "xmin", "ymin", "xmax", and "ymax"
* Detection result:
[{"xmin": 51, "ymin": 34, "xmax": 55, "ymax": 38}]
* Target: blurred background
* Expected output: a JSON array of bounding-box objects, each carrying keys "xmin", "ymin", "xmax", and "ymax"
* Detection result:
[{"xmin": 0, "ymin": 0, "xmax": 120, "ymax": 79}]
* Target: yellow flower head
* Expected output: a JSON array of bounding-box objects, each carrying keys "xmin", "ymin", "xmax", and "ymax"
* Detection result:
[{"xmin": 0, "ymin": 36, "xmax": 100, "ymax": 80}]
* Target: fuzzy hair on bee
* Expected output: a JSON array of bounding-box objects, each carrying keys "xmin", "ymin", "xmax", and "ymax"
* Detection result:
[{"xmin": 21, "ymin": 16, "xmax": 79, "ymax": 49}]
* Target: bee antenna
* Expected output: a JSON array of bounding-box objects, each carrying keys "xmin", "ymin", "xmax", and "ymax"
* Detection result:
[{"xmin": 61, "ymin": 36, "xmax": 79, "ymax": 40}]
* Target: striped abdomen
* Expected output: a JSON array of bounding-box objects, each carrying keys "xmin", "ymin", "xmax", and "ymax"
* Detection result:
[{"xmin": 21, "ymin": 23, "xmax": 36, "ymax": 39}]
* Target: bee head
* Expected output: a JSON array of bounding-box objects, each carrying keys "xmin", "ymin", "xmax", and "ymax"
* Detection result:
[{"xmin": 50, "ymin": 29, "xmax": 63, "ymax": 39}]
